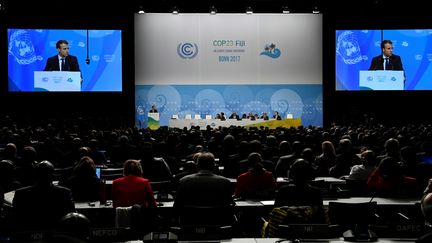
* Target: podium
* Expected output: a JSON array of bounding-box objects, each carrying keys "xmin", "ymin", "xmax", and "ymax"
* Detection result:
[
  {"xmin": 148, "ymin": 113, "xmax": 160, "ymax": 130},
  {"xmin": 359, "ymin": 70, "xmax": 404, "ymax": 90},
  {"xmin": 34, "ymin": 71, "xmax": 81, "ymax": 91}
]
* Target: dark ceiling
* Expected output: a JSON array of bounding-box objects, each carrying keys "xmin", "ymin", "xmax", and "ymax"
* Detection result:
[{"xmin": 1, "ymin": 0, "xmax": 426, "ymax": 16}]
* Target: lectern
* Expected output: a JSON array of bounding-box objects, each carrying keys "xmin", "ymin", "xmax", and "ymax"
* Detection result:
[
  {"xmin": 34, "ymin": 71, "xmax": 81, "ymax": 91},
  {"xmin": 359, "ymin": 70, "xmax": 404, "ymax": 90},
  {"xmin": 148, "ymin": 113, "xmax": 160, "ymax": 130}
]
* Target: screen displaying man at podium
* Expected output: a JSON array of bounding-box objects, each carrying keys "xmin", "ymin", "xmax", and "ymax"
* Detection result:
[{"xmin": 8, "ymin": 29, "xmax": 122, "ymax": 92}]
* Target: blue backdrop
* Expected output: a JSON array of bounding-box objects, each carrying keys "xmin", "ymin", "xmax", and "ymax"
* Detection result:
[{"xmin": 135, "ymin": 84, "xmax": 323, "ymax": 128}]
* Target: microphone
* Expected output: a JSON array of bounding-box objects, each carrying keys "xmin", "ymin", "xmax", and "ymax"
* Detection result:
[
  {"xmin": 369, "ymin": 191, "xmax": 377, "ymax": 203},
  {"xmin": 397, "ymin": 212, "xmax": 410, "ymax": 221},
  {"xmin": 86, "ymin": 29, "xmax": 90, "ymax": 65}
]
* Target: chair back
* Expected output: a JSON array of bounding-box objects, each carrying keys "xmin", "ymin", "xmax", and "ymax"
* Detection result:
[
  {"xmin": 178, "ymin": 205, "xmax": 236, "ymax": 226},
  {"xmin": 175, "ymin": 205, "xmax": 236, "ymax": 240},
  {"xmin": 115, "ymin": 206, "xmax": 132, "ymax": 228}
]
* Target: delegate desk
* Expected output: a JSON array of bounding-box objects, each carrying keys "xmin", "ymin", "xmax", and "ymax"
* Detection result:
[
  {"xmin": 168, "ymin": 118, "xmax": 301, "ymax": 130},
  {"xmin": 259, "ymin": 197, "xmax": 420, "ymax": 207},
  {"xmin": 126, "ymin": 238, "xmax": 417, "ymax": 243},
  {"xmin": 4, "ymin": 190, "xmax": 422, "ymax": 239},
  {"xmin": 227, "ymin": 177, "xmax": 346, "ymax": 189},
  {"xmin": 72, "ymin": 196, "xmax": 421, "ymax": 212},
  {"xmin": 71, "ymin": 177, "xmax": 345, "ymax": 201}
]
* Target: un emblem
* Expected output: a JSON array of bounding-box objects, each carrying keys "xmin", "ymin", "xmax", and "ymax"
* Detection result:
[
  {"xmin": 336, "ymin": 31, "xmax": 363, "ymax": 65},
  {"xmin": 177, "ymin": 43, "xmax": 198, "ymax": 59},
  {"xmin": 8, "ymin": 30, "xmax": 43, "ymax": 65}
]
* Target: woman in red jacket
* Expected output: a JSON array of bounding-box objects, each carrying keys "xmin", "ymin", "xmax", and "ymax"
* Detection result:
[{"xmin": 112, "ymin": 159, "xmax": 157, "ymax": 208}]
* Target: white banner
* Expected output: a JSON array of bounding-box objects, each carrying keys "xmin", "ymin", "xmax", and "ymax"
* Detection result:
[{"xmin": 135, "ymin": 13, "xmax": 322, "ymax": 85}]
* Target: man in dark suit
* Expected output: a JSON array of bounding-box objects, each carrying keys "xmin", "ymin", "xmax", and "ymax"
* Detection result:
[
  {"xmin": 369, "ymin": 40, "xmax": 404, "ymax": 72},
  {"xmin": 229, "ymin": 112, "xmax": 240, "ymax": 120},
  {"xmin": 12, "ymin": 160, "xmax": 76, "ymax": 231},
  {"xmin": 149, "ymin": 105, "xmax": 158, "ymax": 113},
  {"xmin": 174, "ymin": 152, "xmax": 233, "ymax": 207},
  {"xmin": 272, "ymin": 111, "xmax": 282, "ymax": 120},
  {"xmin": 174, "ymin": 152, "xmax": 234, "ymax": 225},
  {"xmin": 44, "ymin": 40, "xmax": 81, "ymax": 72}
]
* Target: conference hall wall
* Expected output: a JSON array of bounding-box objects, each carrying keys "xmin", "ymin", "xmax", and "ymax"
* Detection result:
[{"xmin": 135, "ymin": 13, "xmax": 323, "ymax": 128}]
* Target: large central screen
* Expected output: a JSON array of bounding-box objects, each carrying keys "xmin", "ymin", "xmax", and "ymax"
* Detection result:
[
  {"xmin": 8, "ymin": 29, "xmax": 122, "ymax": 92},
  {"xmin": 336, "ymin": 29, "xmax": 432, "ymax": 91}
]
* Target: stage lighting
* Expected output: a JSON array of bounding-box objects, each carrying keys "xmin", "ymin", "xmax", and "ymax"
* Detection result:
[
  {"xmin": 138, "ymin": 6, "xmax": 145, "ymax": 14},
  {"xmin": 282, "ymin": 6, "xmax": 290, "ymax": 14},
  {"xmin": 209, "ymin": 6, "xmax": 217, "ymax": 15},
  {"xmin": 245, "ymin": 6, "xmax": 253, "ymax": 14},
  {"xmin": 312, "ymin": 6, "xmax": 320, "ymax": 14},
  {"xmin": 172, "ymin": 6, "xmax": 179, "ymax": 14}
]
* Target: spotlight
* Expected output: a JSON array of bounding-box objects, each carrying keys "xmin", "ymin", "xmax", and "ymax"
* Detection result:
[
  {"xmin": 138, "ymin": 6, "xmax": 145, "ymax": 14},
  {"xmin": 282, "ymin": 6, "xmax": 290, "ymax": 14},
  {"xmin": 209, "ymin": 6, "xmax": 217, "ymax": 15},
  {"xmin": 245, "ymin": 6, "xmax": 253, "ymax": 14},
  {"xmin": 172, "ymin": 6, "xmax": 179, "ymax": 14},
  {"xmin": 312, "ymin": 6, "xmax": 320, "ymax": 14}
]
